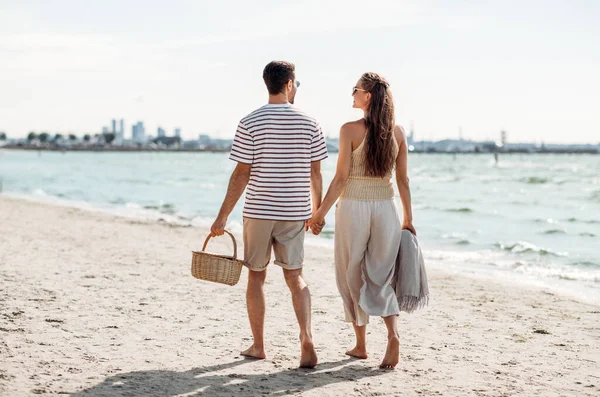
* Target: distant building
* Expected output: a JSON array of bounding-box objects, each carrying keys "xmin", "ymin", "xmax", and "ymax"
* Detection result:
[
  {"xmin": 503, "ymin": 143, "xmax": 537, "ymax": 152},
  {"xmin": 198, "ymin": 134, "xmax": 211, "ymax": 145},
  {"xmin": 174, "ymin": 128, "xmax": 181, "ymax": 137},
  {"xmin": 212, "ymin": 139, "xmax": 233, "ymax": 150},
  {"xmin": 111, "ymin": 119, "xmax": 116, "ymax": 134},
  {"xmin": 118, "ymin": 119, "xmax": 125, "ymax": 141},
  {"xmin": 102, "ymin": 126, "xmax": 109, "ymax": 134},
  {"xmin": 157, "ymin": 127, "xmax": 166, "ymax": 137},
  {"xmin": 153, "ymin": 136, "xmax": 181, "ymax": 147},
  {"xmin": 132, "ymin": 122, "xmax": 146, "ymax": 143}
]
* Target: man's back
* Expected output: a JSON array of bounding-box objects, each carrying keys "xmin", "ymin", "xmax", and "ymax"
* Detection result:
[{"xmin": 229, "ymin": 103, "xmax": 328, "ymax": 221}]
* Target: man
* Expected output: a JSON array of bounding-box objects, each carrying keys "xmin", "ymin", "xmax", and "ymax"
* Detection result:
[{"xmin": 210, "ymin": 61, "xmax": 328, "ymax": 368}]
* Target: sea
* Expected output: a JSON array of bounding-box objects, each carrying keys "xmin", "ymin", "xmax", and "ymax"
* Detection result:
[{"xmin": 1, "ymin": 149, "xmax": 599, "ymax": 303}]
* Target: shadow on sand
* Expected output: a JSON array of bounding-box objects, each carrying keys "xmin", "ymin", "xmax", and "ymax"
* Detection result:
[{"xmin": 69, "ymin": 357, "xmax": 387, "ymax": 396}]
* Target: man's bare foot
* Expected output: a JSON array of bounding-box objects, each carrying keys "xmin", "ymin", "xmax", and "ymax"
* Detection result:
[
  {"xmin": 345, "ymin": 346, "xmax": 368, "ymax": 359},
  {"xmin": 241, "ymin": 345, "xmax": 266, "ymax": 360},
  {"xmin": 299, "ymin": 339, "xmax": 318, "ymax": 368},
  {"xmin": 379, "ymin": 336, "xmax": 400, "ymax": 369}
]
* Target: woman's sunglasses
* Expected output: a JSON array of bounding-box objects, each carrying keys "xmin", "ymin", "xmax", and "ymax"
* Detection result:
[
  {"xmin": 352, "ymin": 87, "xmax": 367, "ymax": 95},
  {"xmin": 295, "ymin": 80, "xmax": 301, "ymax": 88}
]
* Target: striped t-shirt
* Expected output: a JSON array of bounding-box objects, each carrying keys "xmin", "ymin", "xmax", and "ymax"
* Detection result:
[{"xmin": 229, "ymin": 103, "xmax": 328, "ymax": 221}]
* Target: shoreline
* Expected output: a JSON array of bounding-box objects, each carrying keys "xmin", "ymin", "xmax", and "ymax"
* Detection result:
[
  {"xmin": 1, "ymin": 195, "xmax": 599, "ymax": 396},
  {"xmin": 2, "ymin": 146, "xmax": 600, "ymax": 154},
  {"xmin": 2, "ymin": 191, "xmax": 598, "ymax": 305}
]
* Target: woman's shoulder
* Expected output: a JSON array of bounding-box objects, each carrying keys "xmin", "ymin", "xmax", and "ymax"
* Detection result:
[
  {"xmin": 394, "ymin": 124, "xmax": 406, "ymax": 137},
  {"xmin": 340, "ymin": 119, "xmax": 366, "ymax": 137},
  {"xmin": 393, "ymin": 125, "xmax": 406, "ymax": 143}
]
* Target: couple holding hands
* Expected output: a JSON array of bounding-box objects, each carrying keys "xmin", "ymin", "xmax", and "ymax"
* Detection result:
[{"xmin": 210, "ymin": 61, "xmax": 415, "ymax": 369}]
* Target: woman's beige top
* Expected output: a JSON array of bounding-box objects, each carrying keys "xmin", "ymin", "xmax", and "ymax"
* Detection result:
[{"xmin": 340, "ymin": 136, "xmax": 399, "ymax": 201}]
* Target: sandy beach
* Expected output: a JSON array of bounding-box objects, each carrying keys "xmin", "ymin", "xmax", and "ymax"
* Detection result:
[{"xmin": 0, "ymin": 195, "xmax": 598, "ymax": 396}]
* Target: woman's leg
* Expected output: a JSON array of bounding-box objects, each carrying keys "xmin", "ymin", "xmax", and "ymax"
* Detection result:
[
  {"xmin": 346, "ymin": 322, "xmax": 368, "ymax": 359},
  {"xmin": 334, "ymin": 200, "xmax": 371, "ymax": 325},
  {"xmin": 359, "ymin": 200, "xmax": 402, "ymax": 318},
  {"xmin": 380, "ymin": 315, "xmax": 400, "ymax": 369}
]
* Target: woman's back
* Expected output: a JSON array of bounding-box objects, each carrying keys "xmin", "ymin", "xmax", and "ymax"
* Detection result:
[{"xmin": 340, "ymin": 132, "xmax": 399, "ymax": 201}]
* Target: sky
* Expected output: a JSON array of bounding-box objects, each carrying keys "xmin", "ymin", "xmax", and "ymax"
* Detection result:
[{"xmin": 1, "ymin": 0, "xmax": 599, "ymax": 143}]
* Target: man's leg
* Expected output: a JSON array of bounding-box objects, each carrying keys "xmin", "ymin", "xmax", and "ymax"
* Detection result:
[
  {"xmin": 241, "ymin": 269, "xmax": 267, "ymax": 359},
  {"xmin": 241, "ymin": 217, "xmax": 273, "ymax": 359},
  {"xmin": 283, "ymin": 268, "xmax": 317, "ymax": 368}
]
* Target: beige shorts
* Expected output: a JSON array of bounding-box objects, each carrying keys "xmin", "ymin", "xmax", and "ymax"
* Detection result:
[{"xmin": 243, "ymin": 217, "xmax": 305, "ymax": 272}]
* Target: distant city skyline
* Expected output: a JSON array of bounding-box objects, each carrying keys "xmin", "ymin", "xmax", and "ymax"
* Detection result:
[{"xmin": 1, "ymin": 1, "xmax": 599, "ymax": 143}]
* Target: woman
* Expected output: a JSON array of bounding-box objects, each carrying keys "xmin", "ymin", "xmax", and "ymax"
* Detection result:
[{"xmin": 308, "ymin": 72, "xmax": 415, "ymax": 369}]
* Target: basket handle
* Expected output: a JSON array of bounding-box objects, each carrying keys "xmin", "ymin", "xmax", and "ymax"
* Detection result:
[{"xmin": 202, "ymin": 230, "xmax": 238, "ymax": 259}]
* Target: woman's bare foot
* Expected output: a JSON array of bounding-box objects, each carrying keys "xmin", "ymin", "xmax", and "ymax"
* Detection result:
[
  {"xmin": 345, "ymin": 346, "xmax": 368, "ymax": 359},
  {"xmin": 379, "ymin": 336, "xmax": 400, "ymax": 369},
  {"xmin": 299, "ymin": 339, "xmax": 318, "ymax": 368},
  {"xmin": 241, "ymin": 345, "xmax": 266, "ymax": 360}
]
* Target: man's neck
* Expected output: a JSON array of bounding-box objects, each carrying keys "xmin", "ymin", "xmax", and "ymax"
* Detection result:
[{"xmin": 268, "ymin": 94, "xmax": 289, "ymax": 105}]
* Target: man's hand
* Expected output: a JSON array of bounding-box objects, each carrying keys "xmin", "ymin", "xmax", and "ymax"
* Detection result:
[
  {"xmin": 306, "ymin": 219, "xmax": 325, "ymax": 235},
  {"xmin": 306, "ymin": 211, "xmax": 326, "ymax": 235},
  {"xmin": 210, "ymin": 216, "xmax": 227, "ymax": 237}
]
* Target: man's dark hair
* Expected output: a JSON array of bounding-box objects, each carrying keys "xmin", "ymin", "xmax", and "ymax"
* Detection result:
[{"xmin": 263, "ymin": 61, "xmax": 295, "ymax": 95}]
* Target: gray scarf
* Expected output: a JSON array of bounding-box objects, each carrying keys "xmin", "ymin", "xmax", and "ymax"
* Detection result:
[{"xmin": 392, "ymin": 230, "xmax": 429, "ymax": 313}]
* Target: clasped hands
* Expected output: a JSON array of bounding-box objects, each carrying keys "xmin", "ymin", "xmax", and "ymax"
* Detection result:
[{"xmin": 306, "ymin": 211, "xmax": 326, "ymax": 235}]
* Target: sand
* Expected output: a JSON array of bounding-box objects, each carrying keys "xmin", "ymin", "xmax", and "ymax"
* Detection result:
[{"xmin": 0, "ymin": 195, "xmax": 598, "ymax": 396}]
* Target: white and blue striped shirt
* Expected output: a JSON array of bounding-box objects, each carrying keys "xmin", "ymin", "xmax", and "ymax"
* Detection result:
[{"xmin": 229, "ymin": 103, "xmax": 328, "ymax": 221}]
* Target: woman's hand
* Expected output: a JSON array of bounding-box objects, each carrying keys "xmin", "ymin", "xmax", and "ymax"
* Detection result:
[
  {"xmin": 306, "ymin": 211, "xmax": 326, "ymax": 235},
  {"xmin": 401, "ymin": 220, "xmax": 416, "ymax": 236}
]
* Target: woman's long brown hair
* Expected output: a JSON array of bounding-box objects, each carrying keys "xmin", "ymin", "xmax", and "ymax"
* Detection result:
[{"xmin": 360, "ymin": 72, "xmax": 396, "ymax": 178}]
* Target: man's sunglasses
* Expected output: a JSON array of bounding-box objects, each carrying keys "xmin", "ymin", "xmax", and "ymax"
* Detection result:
[{"xmin": 352, "ymin": 87, "xmax": 367, "ymax": 95}]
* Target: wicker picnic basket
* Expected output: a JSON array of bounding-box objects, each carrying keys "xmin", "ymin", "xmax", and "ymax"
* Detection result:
[{"xmin": 191, "ymin": 230, "xmax": 244, "ymax": 286}]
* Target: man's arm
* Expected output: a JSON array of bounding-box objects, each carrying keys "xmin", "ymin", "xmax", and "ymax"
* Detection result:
[
  {"xmin": 310, "ymin": 161, "xmax": 323, "ymax": 215},
  {"xmin": 210, "ymin": 162, "xmax": 251, "ymax": 236}
]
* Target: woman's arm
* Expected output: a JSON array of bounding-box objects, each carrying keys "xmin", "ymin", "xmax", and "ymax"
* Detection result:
[
  {"xmin": 394, "ymin": 125, "xmax": 416, "ymax": 235},
  {"xmin": 307, "ymin": 124, "xmax": 353, "ymax": 233}
]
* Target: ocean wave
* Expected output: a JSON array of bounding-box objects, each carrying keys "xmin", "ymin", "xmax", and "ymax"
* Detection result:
[
  {"xmin": 33, "ymin": 188, "xmax": 49, "ymax": 196},
  {"xmin": 441, "ymin": 233, "xmax": 471, "ymax": 245},
  {"xmin": 119, "ymin": 178, "xmax": 153, "ymax": 185},
  {"xmin": 143, "ymin": 202, "xmax": 176, "ymax": 215},
  {"xmin": 579, "ymin": 232, "xmax": 597, "ymax": 237},
  {"xmin": 571, "ymin": 261, "xmax": 600, "ymax": 268},
  {"xmin": 589, "ymin": 190, "xmax": 600, "ymax": 201},
  {"xmin": 494, "ymin": 241, "xmax": 568, "ymax": 257},
  {"xmin": 510, "ymin": 201, "xmax": 530, "ymax": 206},
  {"xmin": 477, "ymin": 176, "xmax": 503, "ymax": 184},
  {"xmin": 542, "ymin": 228, "xmax": 567, "ymax": 235},
  {"xmin": 445, "ymin": 207, "xmax": 474, "ymax": 213},
  {"xmin": 494, "ymin": 260, "xmax": 600, "ymax": 283},
  {"xmin": 520, "ymin": 176, "xmax": 550, "ymax": 184},
  {"xmin": 532, "ymin": 218, "xmax": 560, "ymax": 224},
  {"xmin": 566, "ymin": 217, "xmax": 600, "ymax": 224}
]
